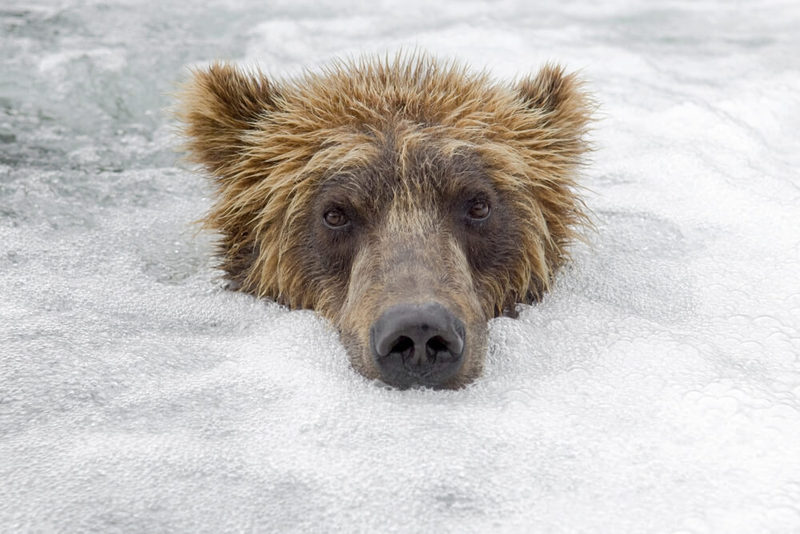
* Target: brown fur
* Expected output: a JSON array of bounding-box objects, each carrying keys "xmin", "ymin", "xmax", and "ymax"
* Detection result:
[{"xmin": 177, "ymin": 53, "xmax": 592, "ymax": 387}]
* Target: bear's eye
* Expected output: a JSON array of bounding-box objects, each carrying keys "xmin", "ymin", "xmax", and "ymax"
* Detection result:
[
  {"xmin": 467, "ymin": 200, "xmax": 491, "ymax": 221},
  {"xmin": 323, "ymin": 208, "xmax": 349, "ymax": 229}
]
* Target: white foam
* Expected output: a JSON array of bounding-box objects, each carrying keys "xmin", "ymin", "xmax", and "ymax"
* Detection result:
[{"xmin": 1, "ymin": 0, "xmax": 799, "ymax": 532}]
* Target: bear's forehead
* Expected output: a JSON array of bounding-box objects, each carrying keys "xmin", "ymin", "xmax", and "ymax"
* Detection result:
[{"xmin": 316, "ymin": 133, "xmax": 493, "ymax": 201}]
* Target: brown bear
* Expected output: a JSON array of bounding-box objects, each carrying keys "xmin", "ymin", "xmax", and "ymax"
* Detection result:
[{"xmin": 177, "ymin": 53, "xmax": 591, "ymax": 389}]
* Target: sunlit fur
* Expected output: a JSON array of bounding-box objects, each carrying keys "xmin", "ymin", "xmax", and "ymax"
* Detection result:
[{"xmin": 177, "ymin": 53, "xmax": 592, "ymax": 387}]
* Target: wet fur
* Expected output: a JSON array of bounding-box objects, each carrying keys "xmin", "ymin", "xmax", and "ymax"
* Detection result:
[{"xmin": 177, "ymin": 53, "xmax": 592, "ymax": 387}]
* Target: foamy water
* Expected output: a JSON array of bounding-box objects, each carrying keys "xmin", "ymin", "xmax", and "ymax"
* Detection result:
[{"xmin": 1, "ymin": 1, "xmax": 799, "ymax": 532}]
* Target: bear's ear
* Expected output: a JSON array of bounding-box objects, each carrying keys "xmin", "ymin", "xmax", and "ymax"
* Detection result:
[
  {"xmin": 515, "ymin": 64, "xmax": 591, "ymax": 151},
  {"xmin": 177, "ymin": 62, "xmax": 278, "ymax": 178}
]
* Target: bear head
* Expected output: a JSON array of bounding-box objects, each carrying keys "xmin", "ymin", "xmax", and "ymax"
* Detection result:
[{"xmin": 178, "ymin": 54, "xmax": 591, "ymax": 389}]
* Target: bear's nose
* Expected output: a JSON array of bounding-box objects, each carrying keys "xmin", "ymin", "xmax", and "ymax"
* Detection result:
[{"xmin": 370, "ymin": 302, "xmax": 466, "ymax": 388}]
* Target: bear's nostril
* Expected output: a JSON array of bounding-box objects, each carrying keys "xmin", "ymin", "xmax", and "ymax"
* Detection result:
[
  {"xmin": 389, "ymin": 336, "xmax": 414, "ymax": 359},
  {"xmin": 426, "ymin": 336, "xmax": 448, "ymax": 358}
]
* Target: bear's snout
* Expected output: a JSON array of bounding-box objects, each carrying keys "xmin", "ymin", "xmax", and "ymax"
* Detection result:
[{"xmin": 370, "ymin": 302, "xmax": 466, "ymax": 388}]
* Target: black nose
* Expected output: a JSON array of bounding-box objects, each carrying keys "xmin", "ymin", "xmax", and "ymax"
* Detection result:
[{"xmin": 370, "ymin": 302, "xmax": 466, "ymax": 388}]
